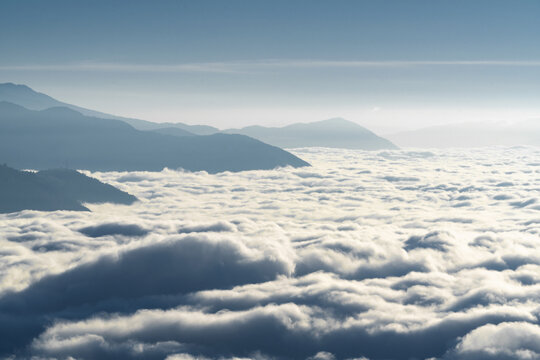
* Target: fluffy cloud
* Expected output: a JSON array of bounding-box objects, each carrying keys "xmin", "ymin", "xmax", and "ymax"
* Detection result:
[
  {"xmin": 448, "ymin": 322, "xmax": 540, "ymax": 359},
  {"xmin": 1, "ymin": 147, "xmax": 540, "ymax": 359}
]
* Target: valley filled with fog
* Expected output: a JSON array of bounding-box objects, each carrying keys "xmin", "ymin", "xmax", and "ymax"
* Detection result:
[{"xmin": 2, "ymin": 146, "xmax": 540, "ymax": 359}]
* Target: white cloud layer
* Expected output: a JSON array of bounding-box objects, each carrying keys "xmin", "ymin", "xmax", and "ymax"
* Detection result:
[{"xmin": 1, "ymin": 147, "xmax": 540, "ymax": 359}]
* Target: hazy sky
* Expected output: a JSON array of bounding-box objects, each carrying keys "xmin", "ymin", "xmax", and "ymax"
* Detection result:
[{"xmin": 1, "ymin": 0, "xmax": 540, "ymax": 132}]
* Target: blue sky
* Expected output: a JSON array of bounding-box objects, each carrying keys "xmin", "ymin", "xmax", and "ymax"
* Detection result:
[{"xmin": 1, "ymin": 0, "xmax": 540, "ymax": 131}]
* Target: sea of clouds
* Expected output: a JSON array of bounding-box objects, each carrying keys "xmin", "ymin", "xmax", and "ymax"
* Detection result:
[{"xmin": 1, "ymin": 146, "xmax": 540, "ymax": 360}]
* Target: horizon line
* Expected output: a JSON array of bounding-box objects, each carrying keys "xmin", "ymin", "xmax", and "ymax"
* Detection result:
[{"xmin": 2, "ymin": 59, "xmax": 540, "ymax": 73}]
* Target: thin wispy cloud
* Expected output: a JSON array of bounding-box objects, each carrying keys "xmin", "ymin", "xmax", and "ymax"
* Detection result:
[
  {"xmin": 0, "ymin": 62, "xmax": 244, "ymax": 74},
  {"xmin": 2, "ymin": 60, "xmax": 540, "ymax": 73}
]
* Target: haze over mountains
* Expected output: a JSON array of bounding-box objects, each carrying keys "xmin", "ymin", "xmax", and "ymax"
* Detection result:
[
  {"xmin": 0, "ymin": 164, "xmax": 136, "ymax": 213},
  {"xmin": 387, "ymin": 120, "xmax": 540, "ymax": 148},
  {"xmin": 0, "ymin": 101, "xmax": 308, "ymax": 172},
  {"xmin": 0, "ymin": 83, "xmax": 397, "ymax": 150},
  {"xmin": 0, "ymin": 82, "xmax": 217, "ymax": 135},
  {"xmin": 6, "ymin": 82, "xmax": 539, "ymax": 150},
  {"xmin": 224, "ymin": 118, "xmax": 398, "ymax": 150}
]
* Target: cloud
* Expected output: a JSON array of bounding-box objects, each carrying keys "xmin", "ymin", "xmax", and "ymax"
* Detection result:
[
  {"xmin": 0, "ymin": 234, "xmax": 293, "ymax": 354},
  {"xmin": 2, "ymin": 147, "xmax": 540, "ymax": 359},
  {"xmin": 3, "ymin": 60, "xmax": 540, "ymax": 73},
  {"xmin": 448, "ymin": 322, "xmax": 540, "ymax": 359},
  {"xmin": 28, "ymin": 300, "xmax": 534, "ymax": 360}
]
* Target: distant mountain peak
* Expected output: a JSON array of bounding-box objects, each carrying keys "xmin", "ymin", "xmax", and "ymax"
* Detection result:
[
  {"xmin": 297, "ymin": 117, "xmax": 371, "ymax": 129},
  {"xmin": 0, "ymin": 82, "xmax": 52, "ymax": 97},
  {"xmin": 223, "ymin": 118, "xmax": 397, "ymax": 150},
  {"xmin": 0, "ymin": 82, "xmax": 31, "ymax": 89},
  {"xmin": 0, "ymin": 82, "xmax": 219, "ymax": 135}
]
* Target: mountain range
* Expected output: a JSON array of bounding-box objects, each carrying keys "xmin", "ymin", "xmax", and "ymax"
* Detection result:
[
  {"xmin": 0, "ymin": 83, "xmax": 397, "ymax": 150},
  {"xmin": 223, "ymin": 118, "xmax": 398, "ymax": 150},
  {"xmin": 8, "ymin": 82, "xmax": 540, "ymax": 150},
  {"xmin": 0, "ymin": 101, "xmax": 309, "ymax": 172},
  {"xmin": 0, "ymin": 164, "xmax": 136, "ymax": 213},
  {"xmin": 0, "ymin": 82, "xmax": 217, "ymax": 135}
]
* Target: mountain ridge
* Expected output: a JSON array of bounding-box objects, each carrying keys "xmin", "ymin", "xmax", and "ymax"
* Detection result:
[
  {"xmin": 0, "ymin": 83, "xmax": 396, "ymax": 150},
  {"xmin": 0, "ymin": 164, "xmax": 137, "ymax": 213},
  {"xmin": 0, "ymin": 82, "xmax": 218, "ymax": 135},
  {"xmin": 0, "ymin": 101, "xmax": 310, "ymax": 172},
  {"xmin": 223, "ymin": 117, "xmax": 398, "ymax": 150}
]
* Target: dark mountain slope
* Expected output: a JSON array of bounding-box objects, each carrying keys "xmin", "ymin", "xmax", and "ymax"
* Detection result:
[
  {"xmin": 0, "ymin": 164, "xmax": 137, "ymax": 213},
  {"xmin": 0, "ymin": 82, "xmax": 218, "ymax": 135},
  {"xmin": 0, "ymin": 102, "xmax": 309, "ymax": 172}
]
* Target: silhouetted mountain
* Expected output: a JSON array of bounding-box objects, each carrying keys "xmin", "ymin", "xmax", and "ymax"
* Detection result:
[
  {"xmin": 387, "ymin": 120, "xmax": 540, "ymax": 148},
  {"xmin": 131, "ymin": 118, "xmax": 218, "ymax": 135},
  {"xmin": 149, "ymin": 127, "xmax": 196, "ymax": 137},
  {"xmin": 0, "ymin": 102, "xmax": 309, "ymax": 172},
  {"xmin": 0, "ymin": 83, "xmax": 219, "ymax": 135},
  {"xmin": 0, "ymin": 164, "xmax": 137, "ymax": 213},
  {"xmin": 223, "ymin": 118, "xmax": 398, "ymax": 150}
]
